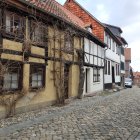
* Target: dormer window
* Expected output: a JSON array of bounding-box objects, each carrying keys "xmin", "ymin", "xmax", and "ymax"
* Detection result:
[
  {"xmin": 85, "ymin": 23, "xmax": 92, "ymax": 33},
  {"xmin": 85, "ymin": 26, "xmax": 92, "ymax": 33}
]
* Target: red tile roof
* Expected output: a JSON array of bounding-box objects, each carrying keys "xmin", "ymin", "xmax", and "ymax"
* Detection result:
[
  {"xmin": 133, "ymin": 72, "xmax": 140, "ymax": 78},
  {"xmin": 26, "ymin": 0, "xmax": 85, "ymax": 28}
]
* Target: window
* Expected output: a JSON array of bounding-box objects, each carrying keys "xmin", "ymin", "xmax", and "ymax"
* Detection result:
[
  {"xmin": 121, "ymin": 47, "xmax": 124, "ymax": 55},
  {"xmin": 0, "ymin": 63, "xmax": 22, "ymax": 91},
  {"xmin": 105, "ymin": 32, "xmax": 107, "ymax": 44},
  {"xmin": 64, "ymin": 32, "xmax": 74, "ymax": 52},
  {"xmin": 113, "ymin": 41, "xmax": 115, "ymax": 52},
  {"xmin": 6, "ymin": 12, "xmax": 25, "ymax": 36},
  {"xmin": 121, "ymin": 62, "xmax": 125, "ymax": 70},
  {"xmin": 116, "ymin": 64, "xmax": 118, "ymax": 75},
  {"xmin": 108, "ymin": 36, "xmax": 111, "ymax": 49},
  {"xmin": 93, "ymin": 68, "xmax": 100, "ymax": 82},
  {"xmin": 30, "ymin": 65, "xmax": 45, "ymax": 89},
  {"xmin": 85, "ymin": 27, "xmax": 92, "ymax": 33},
  {"xmin": 110, "ymin": 38, "xmax": 112, "ymax": 50},
  {"xmin": 108, "ymin": 61, "xmax": 110, "ymax": 75},
  {"xmin": 116, "ymin": 45, "xmax": 120, "ymax": 55},
  {"xmin": 118, "ymin": 64, "xmax": 120, "ymax": 75},
  {"xmin": 105, "ymin": 60, "xmax": 107, "ymax": 74},
  {"xmin": 31, "ymin": 21, "xmax": 47, "ymax": 44}
]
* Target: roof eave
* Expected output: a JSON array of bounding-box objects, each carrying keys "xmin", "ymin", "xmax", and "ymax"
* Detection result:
[{"xmin": 7, "ymin": 0, "xmax": 106, "ymax": 48}]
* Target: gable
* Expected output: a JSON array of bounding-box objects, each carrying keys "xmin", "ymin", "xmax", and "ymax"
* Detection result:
[{"xmin": 64, "ymin": 0, "xmax": 105, "ymax": 42}]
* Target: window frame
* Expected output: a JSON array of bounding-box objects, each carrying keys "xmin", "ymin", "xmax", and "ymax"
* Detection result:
[
  {"xmin": 30, "ymin": 65, "xmax": 45, "ymax": 90},
  {"xmin": 105, "ymin": 60, "xmax": 107, "ymax": 74},
  {"xmin": 118, "ymin": 64, "xmax": 120, "ymax": 75},
  {"xmin": 121, "ymin": 46, "xmax": 124, "ymax": 55},
  {"xmin": 116, "ymin": 64, "xmax": 118, "ymax": 75},
  {"xmin": 64, "ymin": 31, "xmax": 74, "ymax": 53},
  {"xmin": 0, "ymin": 62, "xmax": 22, "ymax": 93},
  {"xmin": 121, "ymin": 62, "xmax": 124, "ymax": 70},
  {"xmin": 108, "ymin": 61, "xmax": 110, "ymax": 75},
  {"xmin": 30, "ymin": 21, "xmax": 47, "ymax": 45},
  {"xmin": 93, "ymin": 67, "xmax": 100, "ymax": 82},
  {"xmin": 5, "ymin": 11, "xmax": 25, "ymax": 38}
]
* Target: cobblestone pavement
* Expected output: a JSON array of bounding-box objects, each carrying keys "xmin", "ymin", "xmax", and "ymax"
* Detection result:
[{"xmin": 0, "ymin": 86, "xmax": 140, "ymax": 140}]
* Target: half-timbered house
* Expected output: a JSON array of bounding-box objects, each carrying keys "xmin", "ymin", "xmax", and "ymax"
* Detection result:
[{"xmin": 0, "ymin": 0, "xmax": 106, "ymax": 118}]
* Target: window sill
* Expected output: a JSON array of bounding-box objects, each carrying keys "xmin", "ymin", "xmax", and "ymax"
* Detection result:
[
  {"xmin": 29, "ymin": 87, "xmax": 45, "ymax": 92},
  {"xmin": 93, "ymin": 82, "xmax": 100, "ymax": 85},
  {"xmin": 0, "ymin": 89, "xmax": 21, "ymax": 95}
]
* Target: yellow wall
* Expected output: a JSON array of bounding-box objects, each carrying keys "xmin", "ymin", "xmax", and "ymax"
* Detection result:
[
  {"xmin": 69, "ymin": 65, "xmax": 80, "ymax": 97},
  {"xmin": 29, "ymin": 57, "xmax": 45, "ymax": 64},
  {"xmin": 0, "ymin": 24, "xmax": 82, "ymax": 118},
  {"xmin": 1, "ymin": 53, "xmax": 23, "ymax": 61},
  {"xmin": 3, "ymin": 39, "xmax": 23, "ymax": 52},
  {"xmin": 31, "ymin": 46, "xmax": 45, "ymax": 56}
]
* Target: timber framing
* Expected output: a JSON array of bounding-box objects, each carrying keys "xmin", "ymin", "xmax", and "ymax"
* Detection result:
[{"xmin": 1, "ymin": 0, "xmax": 106, "ymax": 47}]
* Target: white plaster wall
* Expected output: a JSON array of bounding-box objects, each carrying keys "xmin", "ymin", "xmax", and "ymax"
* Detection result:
[
  {"xmin": 121, "ymin": 55, "xmax": 125, "ymax": 62},
  {"xmin": 115, "ymin": 76, "xmax": 120, "ymax": 83},
  {"xmin": 121, "ymin": 70, "xmax": 125, "ymax": 74},
  {"xmin": 121, "ymin": 55, "xmax": 125, "ymax": 74},
  {"xmin": 83, "ymin": 67, "xmax": 104, "ymax": 95},
  {"xmin": 106, "ymin": 49, "xmax": 120, "ymax": 63},
  {"xmin": 104, "ymin": 75, "xmax": 112, "ymax": 83},
  {"xmin": 104, "ymin": 60, "xmax": 121, "ymax": 84}
]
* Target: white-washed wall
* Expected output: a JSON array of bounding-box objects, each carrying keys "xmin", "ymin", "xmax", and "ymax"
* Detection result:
[
  {"xmin": 106, "ymin": 49, "xmax": 120, "ymax": 63},
  {"xmin": 83, "ymin": 67, "xmax": 104, "ymax": 95},
  {"xmin": 83, "ymin": 38, "xmax": 104, "ymax": 95}
]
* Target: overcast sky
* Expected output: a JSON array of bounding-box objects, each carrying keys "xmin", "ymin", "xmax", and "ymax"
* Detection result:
[{"xmin": 56, "ymin": 0, "xmax": 140, "ymax": 72}]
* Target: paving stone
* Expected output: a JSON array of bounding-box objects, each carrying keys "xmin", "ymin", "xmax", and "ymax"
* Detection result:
[{"xmin": 0, "ymin": 87, "xmax": 140, "ymax": 139}]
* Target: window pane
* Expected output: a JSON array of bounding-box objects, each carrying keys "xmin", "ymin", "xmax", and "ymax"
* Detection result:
[
  {"xmin": 32, "ymin": 73, "xmax": 38, "ymax": 81},
  {"xmin": 6, "ymin": 13, "xmax": 11, "ymax": 32},
  {"xmin": 38, "ymin": 81, "xmax": 42, "ymax": 87},
  {"xmin": 11, "ymin": 81, "xmax": 18, "ymax": 89},
  {"xmin": 3, "ymin": 82, "xmax": 11, "ymax": 90},
  {"xmin": 12, "ymin": 73, "xmax": 18, "ymax": 80},
  {"xmin": 30, "ymin": 66, "xmax": 44, "ymax": 88},
  {"xmin": 4, "ymin": 74, "xmax": 11, "ymax": 81},
  {"xmin": 38, "ymin": 74, "xmax": 42, "ymax": 81},
  {"xmin": 32, "ymin": 81, "xmax": 38, "ymax": 87}
]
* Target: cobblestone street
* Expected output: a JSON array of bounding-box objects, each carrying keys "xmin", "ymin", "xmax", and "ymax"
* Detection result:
[{"xmin": 0, "ymin": 86, "xmax": 140, "ymax": 140}]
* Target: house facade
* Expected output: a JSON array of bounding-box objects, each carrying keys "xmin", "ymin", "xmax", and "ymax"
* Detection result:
[
  {"xmin": 104, "ymin": 27, "xmax": 122, "ymax": 89},
  {"xmin": 133, "ymin": 72, "xmax": 140, "ymax": 86},
  {"xmin": 0, "ymin": 0, "xmax": 86, "ymax": 118},
  {"xmin": 0, "ymin": 0, "xmax": 107, "ymax": 118},
  {"xmin": 64, "ymin": 0, "xmax": 127, "ymax": 89},
  {"xmin": 124, "ymin": 48, "xmax": 132, "ymax": 78},
  {"xmin": 83, "ymin": 35, "xmax": 105, "ymax": 95},
  {"xmin": 104, "ymin": 24, "xmax": 128, "ymax": 87}
]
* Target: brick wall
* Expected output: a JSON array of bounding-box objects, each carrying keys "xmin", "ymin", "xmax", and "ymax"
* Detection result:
[{"xmin": 64, "ymin": 0, "xmax": 105, "ymax": 42}]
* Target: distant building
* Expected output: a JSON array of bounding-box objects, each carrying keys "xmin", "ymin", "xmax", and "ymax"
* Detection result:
[
  {"xmin": 124, "ymin": 48, "xmax": 132, "ymax": 78},
  {"xmin": 133, "ymin": 72, "xmax": 140, "ymax": 85},
  {"xmin": 64, "ymin": 0, "xmax": 128, "ymax": 89},
  {"xmin": 104, "ymin": 24, "xmax": 128, "ymax": 87}
]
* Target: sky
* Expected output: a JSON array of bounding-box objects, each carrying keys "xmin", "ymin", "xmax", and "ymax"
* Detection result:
[{"xmin": 56, "ymin": 0, "xmax": 140, "ymax": 72}]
